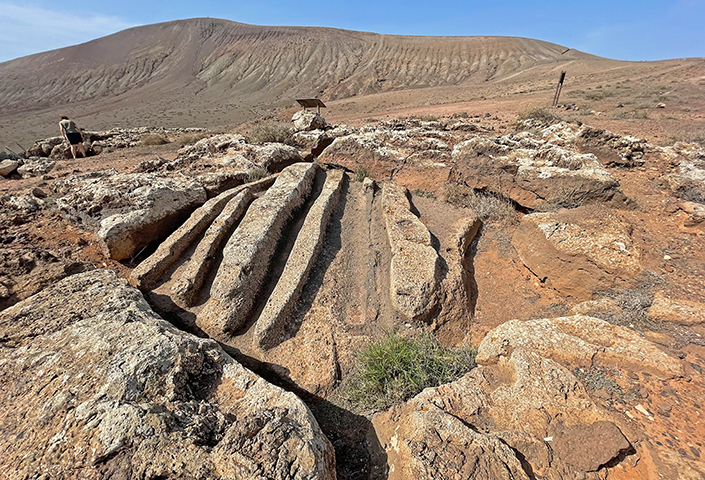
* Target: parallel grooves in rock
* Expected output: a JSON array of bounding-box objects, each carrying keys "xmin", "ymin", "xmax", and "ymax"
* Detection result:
[
  {"xmin": 171, "ymin": 189, "xmax": 255, "ymax": 307},
  {"xmin": 254, "ymin": 169, "xmax": 346, "ymax": 349},
  {"xmin": 381, "ymin": 182, "xmax": 440, "ymax": 321},
  {"xmin": 201, "ymin": 162, "xmax": 317, "ymax": 335},
  {"xmin": 129, "ymin": 175, "xmax": 276, "ymax": 290}
]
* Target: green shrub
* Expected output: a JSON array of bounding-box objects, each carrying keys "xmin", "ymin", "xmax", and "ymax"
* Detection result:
[
  {"xmin": 0, "ymin": 150, "xmax": 21, "ymax": 161},
  {"xmin": 354, "ymin": 166, "xmax": 370, "ymax": 182},
  {"xmin": 445, "ymin": 184, "xmax": 518, "ymax": 224},
  {"xmin": 177, "ymin": 132, "xmax": 209, "ymax": 145},
  {"xmin": 346, "ymin": 333, "xmax": 476, "ymax": 411},
  {"xmin": 248, "ymin": 121, "xmax": 294, "ymax": 145},
  {"xmin": 140, "ymin": 133, "xmax": 169, "ymax": 146},
  {"xmin": 412, "ymin": 188, "xmax": 436, "ymax": 199}
]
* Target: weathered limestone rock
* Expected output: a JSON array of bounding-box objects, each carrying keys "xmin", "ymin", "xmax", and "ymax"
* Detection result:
[
  {"xmin": 665, "ymin": 152, "xmax": 705, "ymax": 203},
  {"xmin": 201, "ymin": 163, "xmax": 317, "ymax": 335},
  {"xmin": 171, "ymin": 189, "xmax": 255, "ymax": 307},
  {"xmin": 373, "ymin": 346, "xmax": 625, "ymax": 479},
  {"xmin": 434, "ymin": 215, "xmax": 482, "ymax": 332},
  {"xmin": 450, "ymin": 133, "xmax": 628, "ymax": 209},
  {"xmin": 647, "ymin": 292, "xmax": 705, "ymax": 325},
  {"xmin": 130, "ymin": 176, "xmax": 275, "ymax": 290},
  {"xmin": 381, "ymin": 182, "xmax": 440, "ymax": 321},
  {"xmin": 0, "ymin": 270, "xmax": 335, "ymax": 480},
  {"xmin": 512, "ymin": 206, "xmax": 641, "ymax": 299},
  {"xmin": 0, "ymin": 159, "xmax": 19, "ymax": 176},
  {"xmin": 254, "ymin": 143, "xmax": 304, "ymax": 172},
  {"xmin": 54, "ymin": 170, "xmax": 207, "ymax": 260},
  {"xmin": 318, "ymin": 133, "xmax": 404, "ymax": 181},
  {"xmin": 476, "ymin": 315, "xmax": 684, "ymax": 379},
  {"xmin": 254, "ymin": 169, "xmax": 345, "ymax": 349},
  {"xmin": 680, "ymin": 201, "xmax": 705, "ymax": 227},
  {"xmin": 292, "ymin": 110, "xmax": 327, "ymax": 132},
  {"xmin": 16, "ymin": 157, "xmax": 55, "ymax": 178}
]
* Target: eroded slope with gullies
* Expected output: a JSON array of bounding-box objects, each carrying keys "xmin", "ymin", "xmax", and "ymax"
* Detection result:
[{"xmin": 0, "ymin": 18, "xmax": 595, "ymax": 117}]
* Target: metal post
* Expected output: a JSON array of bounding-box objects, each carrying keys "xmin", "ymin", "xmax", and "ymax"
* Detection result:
[{"xmin": 553, "ymin": 71, "xmax": 566, "ymax": 107}]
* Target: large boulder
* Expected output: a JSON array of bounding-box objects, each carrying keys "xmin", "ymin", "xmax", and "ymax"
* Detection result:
[
  {"xmin": 512, "ymin": 206, "xmax": 641, "ymax": 299},
  {"xmin": 16, "ymin": 157, "xmax": 55, "ymax": 178},
  {"xmin": 0, "ymin": 270, "xmax": 336, "ymax": 479},
  {"xmin": 0, "ymin": 159, "xmax": 19, "ymax": 176},
  {"xmin": 292, "ymin": 110, "xmax": 327, "ymax": 132},
  {"xmin": 54, "ymin": 170, "xmax": 207, "ymax": 260}
]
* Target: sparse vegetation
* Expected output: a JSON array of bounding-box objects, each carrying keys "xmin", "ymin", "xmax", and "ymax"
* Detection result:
[
  {"xmin": 345, "ymin": 332, "xmax": 476, "ymax": 411},
  {"xmin": 610, "ymin": 109, "xmax": 650, "ymax": 120},
  {"xmin": 412, "ymin": 188, "xmax": 435, "ymax": 199},
  {"xmin": 140, "ymin": 133, "xmax": 169, "ymax": 146},
  {"xmin": 444, "ymin": 183, "xmax": 518, "ymax": 224},
  {"xmin": 246, "ymin": 167, "xmax": 269, "ymax": 182},
  {"xmin": 354, "ymin": 166, "xmax": 370, "ymax": 182},
  {"xmin": 417, "ymin": 115, "xmax": 439, "ymax": 122},
  {"xmin": 0, "ymin": 150, "xmax": 21, "ymax": 161},
  {"xmin": 177, "ymin": 132, "xmax": 209, "ymax": 145},
  {"xmin": 451, "ymin": 111, "xmax": 469, "ymax": 119},
  {"xmin": 514, "ymin": 107, "xmax": 561, "ymax": 128},
  {"xmin": 248, "ymin": 121, "xmax": 294, "ymax": 145}
]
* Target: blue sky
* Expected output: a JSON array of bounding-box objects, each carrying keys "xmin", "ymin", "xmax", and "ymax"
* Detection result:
[{"xmin": 1, "ymin": 0, "xmax": 703, "ymax": 63}]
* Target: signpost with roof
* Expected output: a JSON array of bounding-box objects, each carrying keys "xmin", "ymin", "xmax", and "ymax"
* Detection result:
[{"xmin": 296, "ymin": 98, "xmax": 327, "ymax": 115}]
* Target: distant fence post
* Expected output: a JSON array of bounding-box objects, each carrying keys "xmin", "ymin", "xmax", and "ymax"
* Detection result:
[{"xmin": 552, "ymin": 71, "xmax": 566, "ymax": 107}]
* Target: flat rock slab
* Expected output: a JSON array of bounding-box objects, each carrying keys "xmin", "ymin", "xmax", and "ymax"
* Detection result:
[
  {"xmin": 201, "ymin": 162, "xmax": 317, "ymax": 335},
  {"xmin": 512, "ymin": 206, "xmax": 641, "ymax": 300},
  {"xmin": 0, "ymin": 269, "xmax": 335, "ymax": 480},
  {"xmin": 476, "ymin": 315, "xmax": 684, "ymax": 379},
  {"xmin": 254, "ymin": 169, "xmax": 345, "ymax": 349},
  {"xmin": 550, "ymin": 421, "xmax": 631, "ymax": 472},
  {"xmin": 381, "ymin": 181, "xmax": 440, "ymax": 321}
]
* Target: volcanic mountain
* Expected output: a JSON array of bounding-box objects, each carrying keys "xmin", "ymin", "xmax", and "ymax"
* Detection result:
[{"xmin": 1, "ymin": 17, "xmax": 704, "ymax": 146}]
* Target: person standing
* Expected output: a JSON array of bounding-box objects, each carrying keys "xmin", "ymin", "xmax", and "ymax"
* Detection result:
[{"xmin": 59, "ymin": 115, "xmax": 87, "ymax": 159}]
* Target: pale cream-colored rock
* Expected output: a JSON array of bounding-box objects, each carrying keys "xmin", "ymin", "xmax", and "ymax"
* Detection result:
[
  {"xmin": 17, "ymin": 157, "xmax": 55, "ymax": 178},
  {"xmin": 680, "ymin": 201, "xmax": 705, "ymax": 226},
  {"xmin": 568, "ymin": 297, "xmax": 621, "ymax": 317},
  {"xmin": 254, "ymin": 169, "xmax": 345, "ymax": 349},
  {"xmin": 171, "ymin": 189, "xmax": 256, "ymax": 306},
  {"xmin": 381, "ymin": 181, "xmax": 440, "ymax": 321},
  {"xmin": 292, "ymin": 110, "xmax": 327, "ymax": 132},
  {"xmin": 476, "ymin": 315, "xmax": 684, "ymax": 379},
  {"xmin": 0, "ymin": 270, "xmax": 335, "ymax": 480},
  {"xmin": 130, "ymin": 176, "xmax": 276, "ymax": 290},
  {"xmin": 647, "ymin": 292, "xmax": 705, "ymax": 325},
  {"xmin": 201, "ymin": 162, "xmax": 317, "ymax": 335},
  {"xmin": 0, "ymin": 159, "xmax": 19, "ymax": 176}
]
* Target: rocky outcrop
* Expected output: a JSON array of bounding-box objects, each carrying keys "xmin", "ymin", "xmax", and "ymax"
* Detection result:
[
  {"xmin": 16, "ymin": 157, "xmax": 55, "ymax": 178},
  {"xmin": 373, "ymin": 345, "xmax": 627, "ymax": 479},
  {"xmin": 450, "ymin": 132, "xmax": 628, "ymax": 209},
  {"xmin": 512, "ymin": 206, "xmax": 641, "ymax": 299},
  {"xmin": 476, "ymin": 315, "xmax": 684, "ymax": 379},
  {"xmin": 254, "ymin": 169, "xmax": 345, "ymax": 349},
  {"xmin": 54, "ymin": 170, "xmax": 207, "ymax": 260},
  {"xmin": 201, "ymin": 162, "xmax": 317, "ymax": 336},
  {"xmin": 319, "ymin": 133, "xmax": 404, "ymax": 180},
  {"xmin": 292, "ymin": 110, "xmax": 328, "ymax": 132},
  {"xmin": 381, "ymin": 182, "xmax": 440, "ymax": 321},
  {"xmin": 129, "ymin": 175, "xmax": 275, "ymax": 290},
  {"xmin": 0, "ymin": 269, "xmax": 335, "ymax": 479}
]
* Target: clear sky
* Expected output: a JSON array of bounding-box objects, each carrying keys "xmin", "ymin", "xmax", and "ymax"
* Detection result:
[{"xmin": 1, "ymin": 0, "xmax": 703, "ymax": 63}]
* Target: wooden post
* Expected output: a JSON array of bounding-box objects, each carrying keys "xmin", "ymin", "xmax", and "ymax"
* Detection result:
[{"xmin": 553, "ymin": 71, "xmax": 566, "ymax": 107}]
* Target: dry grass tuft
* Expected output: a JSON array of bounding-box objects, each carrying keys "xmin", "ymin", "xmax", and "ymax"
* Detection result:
[
  {"xmin": 249, "ymin": 121, "xmax": 294, "ymax": 145},
  {"xmin": 445, "ymin": 183, "xmax": 518, "ymax": 225},
  {"xmin": 140, "ymin": 133, "xmax": 169, "ymax": 146}
]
